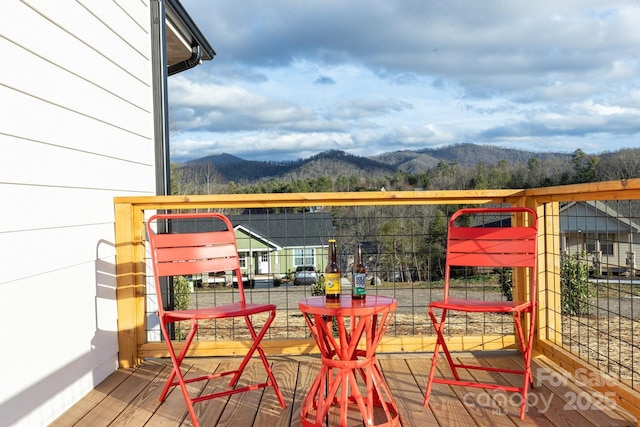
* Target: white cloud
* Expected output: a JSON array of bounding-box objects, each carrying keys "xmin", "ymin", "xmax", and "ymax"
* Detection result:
[{"xmin": 170, "ymin": 0, "xmax": 640, "ymax": 161}]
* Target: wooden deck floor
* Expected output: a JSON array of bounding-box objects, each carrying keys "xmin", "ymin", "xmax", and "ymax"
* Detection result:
[{"xmin": 51, "ymin": 351, "xmax": 637, "ymax": 427}]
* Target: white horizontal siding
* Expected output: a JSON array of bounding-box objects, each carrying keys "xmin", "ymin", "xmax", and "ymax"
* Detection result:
[
  {"xmin": 0, "ymin": 185, "xmax": 117, "ymax": 231},
  {"xmin": 0, "ymin": 223, "xmax": 117, "ymax": 285},
  {"xmin": 1, "ymin": 261, "xmax": 119, "ymax": 427},
  {"xmin": 0, "ymin": 22, "xmax": 152, "ymax": 144},
  {"xmin": 16, "ymin": 0, "xmax": 151, "ymax": 88},
  {"xmin": 0, "ymin": 85, "xmax": 153, "ymax": 165},
  {"xmin": 114, "ymin": 0, "xmax": 151, "ymax": 30},
  {"xmin": 0, "ymin": 132, "xmax": 154, "ymax": 192},
  {"xmin": 0, "ymin": 1, "xmax": 156, "ymax": 426}
]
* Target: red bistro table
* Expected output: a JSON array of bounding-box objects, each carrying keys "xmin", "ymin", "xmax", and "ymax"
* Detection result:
[{"xmin": 298, "ymin": 295, "xmax": 400, "ymax": 427}]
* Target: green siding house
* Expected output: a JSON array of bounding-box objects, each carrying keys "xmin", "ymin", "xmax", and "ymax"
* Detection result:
[{"xmin": 230, "ymin": 212, "xmax": 334, "ymax": 279}]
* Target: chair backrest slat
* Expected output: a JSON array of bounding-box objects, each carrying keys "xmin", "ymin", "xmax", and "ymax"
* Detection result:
[
  {"xmin": 154, "ymin": 244, "xmax": 239, "ymax": 277},
  {"xmin": 449, "ymin": 236, "xmax": 536, "ymax": 255},
  {"xmin": 447, "ymin": 251, "xmax": 535, "ymax": 268},
  {"xmin": 154, "ymin": 242, "xmax": 237, "ymax": 265},
  {"xmin": 153, "ymin": 229, "xmax": 235, "ymax": 248},
  {"xmin": 450, "ymin": 226, "xmax": 536, "ymax": 241},
  {"xmin": 448, "ymin": 228, "xmax": 536, "ymax": 268},
  {"xmin": 444, "ymin": 207, "xmax": 538, "ymax": 301},
  {"xmin": 146, "ymin": 212, "xmax": 245, "ymax": 311}
]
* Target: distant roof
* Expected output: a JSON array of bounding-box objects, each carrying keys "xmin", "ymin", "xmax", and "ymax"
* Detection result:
[
  {"xmin": 166, "ymin": 212, "xmax": 334, "ymax": 249},
  {"xmin": 560, "ymin": 200, "xmax": 640, "ymax": 232},
  {"xmin": 228, "ymin": 212, "xmax": 334, "ymax": 248}
]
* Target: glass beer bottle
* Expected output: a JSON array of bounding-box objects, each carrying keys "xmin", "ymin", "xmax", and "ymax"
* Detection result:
[
  {"xmin": 325, "ymin": 239, "xmax": 341, "ymax": 299},
  {"xmin": 352, "ymin": 243, "xmax": 366, "ymax": 299}
]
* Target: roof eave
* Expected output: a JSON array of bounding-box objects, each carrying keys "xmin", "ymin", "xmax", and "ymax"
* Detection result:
[{"xmin": 165, "ymin": 0, "xmax": 215, "ymax": 71}]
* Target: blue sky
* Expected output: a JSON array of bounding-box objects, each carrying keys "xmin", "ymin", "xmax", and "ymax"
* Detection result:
[{"xmin": 169, "ymin": 0, "xmax": 640, "ymax": 162}]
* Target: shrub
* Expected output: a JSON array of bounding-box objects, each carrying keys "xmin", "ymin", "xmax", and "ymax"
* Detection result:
[
  {"xmin": 172, "ymin": 275, "xmax": 192, "ymax": 340},
  {"xmin": 173, "ymin": 275, "xmax": 191, "ymax": 310},
  {"xmin": 312, "ymin": 274, "xmax": 325, "ymax": 296},
  {"xmin": 560, "ymin": 252, "xmax": 592, "ymax": 316},
  {"xmin": 498, "ymin": 268, "xmax": 513, "ymax": 301},
  {"xmin": 284, "ymin": 270, "xmax": 294, "ymax": 282}
]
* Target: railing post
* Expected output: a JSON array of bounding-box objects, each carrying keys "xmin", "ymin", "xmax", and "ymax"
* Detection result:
[
  {"xmin": 511, "ymin": 200, "xmax": 529, "ymax": 304},
  {"xmin": 537, "ymin": 201, "xmax": 562, "ymax": 346},
  {"xmin": 115, "ymin": 201, "xmax": 147, "ymax": 368},
  {"xmin": 511, "ymin": 198, "xmax": 538, "ymax": 346}
]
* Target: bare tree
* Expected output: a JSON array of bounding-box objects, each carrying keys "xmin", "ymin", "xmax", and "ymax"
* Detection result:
[{"xmin": 599, "ymin": 149, "xmax": 640, "ymax": 181}]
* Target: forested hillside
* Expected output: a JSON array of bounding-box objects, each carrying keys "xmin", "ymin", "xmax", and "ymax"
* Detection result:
[{"xmin": 170, "ymin": 143, "xmax": 640, "ymax": 195}]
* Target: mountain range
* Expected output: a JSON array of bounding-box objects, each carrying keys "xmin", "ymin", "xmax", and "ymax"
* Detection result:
[{"xmin": 184, "ymin": 143, "xmax": 575, "ymax": 183}]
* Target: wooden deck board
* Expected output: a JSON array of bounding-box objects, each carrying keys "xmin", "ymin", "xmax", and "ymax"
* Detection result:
[
  {"xmin": 147, "ymin": 360, "xmax": 217, "ymax": 426},
  {"xmin": 484, "ymin": 354, "xmax": 613, "ymax": 427},
  {"xmin": 187, "ymin": 362, "xmax": 236, "ymax": 426},
  {"xmin": 77, "ymin": 361, "xmax": 168, "ymax": 427},
  {"xmin": 456, "ymin": 356, "xmax": 542, "ymax": 427},
  {"xmin": 251, "ymin": 358, "xmax": 298, "ymax": 427},
  {"xmin": 48, "ymin": 368, "xmax": 134, "ymax": 427},
  {"xmin": 378, "ymin": 356, "xmax": 437, "ymax": 426},
  {"xmin": 405, "ymin": 357, "xmax": 479, "ymax": 426},
  {"xmin": 214, "ymin": 362, "xmax": 264, "ymax": 426},
  {"xmin": 448, "ymin": 355, "xmax": 522, "ymax": 427},
  {"xmin": 51, "ymin": 353, "xmax": 638, "ymax": 427},
  {"xmin": 472, "ymin": 354, "xmax": 556, "ymax": 425},
  {"xmin": 108, "ymin": 361, "xmax": 174, "ymax": 426},
  {"xmin": 275, "ymin": 356, "xmax": 319, "ymax": 427},
  {"xmin": 531, "ymin": 356, "xmax": 638, "ymax": 427}
]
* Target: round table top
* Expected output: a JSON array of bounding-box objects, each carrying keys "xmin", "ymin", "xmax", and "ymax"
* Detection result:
[{"xmin": 298, "ymin": 295, "xmax": 397, "ymax": 316}]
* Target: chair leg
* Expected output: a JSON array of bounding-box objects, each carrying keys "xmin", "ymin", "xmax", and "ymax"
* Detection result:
[
  {"xmin": 425, "ymin": 306, "xmax": 537, "ymax": 420},
  {"xmin": 512, "ymin": 309, "xmax": 537, "ymax": 419},
  {"xmin": 227, "ymin": 310, "xmax": 286, "ymax": 408},
  {"xmin": 160, "ymin": 319, "xmax": 201, "ymax": 427},
  {"xmin": 423, "ymin": 341, "xmax": 439, "ymax": 407},
  {"xmin": 424, "ymin": 307, "xmax": 459, "ymax": 407},
  {"xmin": 430, "ymin": 308, "xmax": 459, "ymax": 377},
  {"xmin": 253, "ymin": 312, "xmax": 287, "ymax": 408},
  {"xmin": 520, "ymin": 308, "xmax": 537, "ymax": 419},
  {"xmin": 157, "ymin": 312, "xmax": 285, "ymax": 427}
]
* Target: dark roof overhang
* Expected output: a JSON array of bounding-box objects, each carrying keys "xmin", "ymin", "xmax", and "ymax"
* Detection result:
[{"xmin": 165, "ymin": 0, "xmax": 216, "ymax": 74}]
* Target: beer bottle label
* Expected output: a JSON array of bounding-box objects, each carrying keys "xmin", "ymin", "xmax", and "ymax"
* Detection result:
[
  {"xmin": 353, "ymin": 273, "xmax": 366, "ymax": 296},
  {"xmin": 325, "ymin": 273, "xmax": 341, "ymax": 296}
]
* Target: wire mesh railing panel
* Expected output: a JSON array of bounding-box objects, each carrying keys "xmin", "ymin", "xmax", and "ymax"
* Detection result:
[
  {"xmin": 144, "ymin": 204, "xmax": 522, "ymax": 342},
  {"xmin": 546, "ymin": 199, "xmax": 639, "ymax": 391},
  {"xmin": 140, "ymin": 198, "xmax": 639, "ymax": 393}
]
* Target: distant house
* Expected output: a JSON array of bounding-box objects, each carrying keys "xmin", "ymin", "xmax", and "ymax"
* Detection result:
[
  {"xmin": 162, "ymin": 212, "xmax": 335, "ymax": 283},
  {"xmin": 1, "ymin": 2, "xmax": 213, "ymax": 425},
  {"xmin": 230, "ymin": 212, "xmax": 335, "ymax": 278},
  {"xmin": 560, "ymin": 201, "xmax": 640, "ymax": 275},
  {"xmin": 466, "ymin": 202, "xmax": 640, "ymax": 276}
]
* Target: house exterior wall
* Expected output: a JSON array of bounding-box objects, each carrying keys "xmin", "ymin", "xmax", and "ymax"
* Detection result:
[
  {"xmin": 0, "ymin": 2, "xmax": 155, "ymax": 426},
  {"xmin": 563, "ymin": 232, "xmax": 640, "ymax": 274},
  {"xmin": 279, "ymin": 246, "xmax": 330, "ymax": 276},
  {"xmin": 235, "ymin": 229, "xmax": 272, "ymax": 276},
  {"xmin": 560, "ymin": 202, "xmax": 640, "ymax": 274}
]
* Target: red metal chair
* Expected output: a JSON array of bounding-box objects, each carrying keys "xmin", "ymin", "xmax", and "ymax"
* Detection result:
[
  {"xmin": 146, "ymin": 212, "xmax": 286, "ymax": 427},
  {"xmin": 424, "ymin": 207, "xmax": 538, "ymax": 419}
]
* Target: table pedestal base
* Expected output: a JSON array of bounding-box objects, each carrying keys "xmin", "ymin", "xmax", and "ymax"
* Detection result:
[
  {"xmin": 299, "ymin": 297, "xmax": 400, "ymax": 427},
  {"xmin": 301, "ymin": 352, "xmax": 400, "ymax": 426}
]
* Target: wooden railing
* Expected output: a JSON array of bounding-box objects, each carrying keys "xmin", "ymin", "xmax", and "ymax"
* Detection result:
[{"xmin": 114, "ymin": 179, "xmax": 640, "ymax": 420}]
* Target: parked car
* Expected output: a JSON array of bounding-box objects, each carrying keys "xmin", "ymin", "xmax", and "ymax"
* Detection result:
[{"xmin": 294, "ymin": 265, "xmax": 318, "ymax": 285}]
